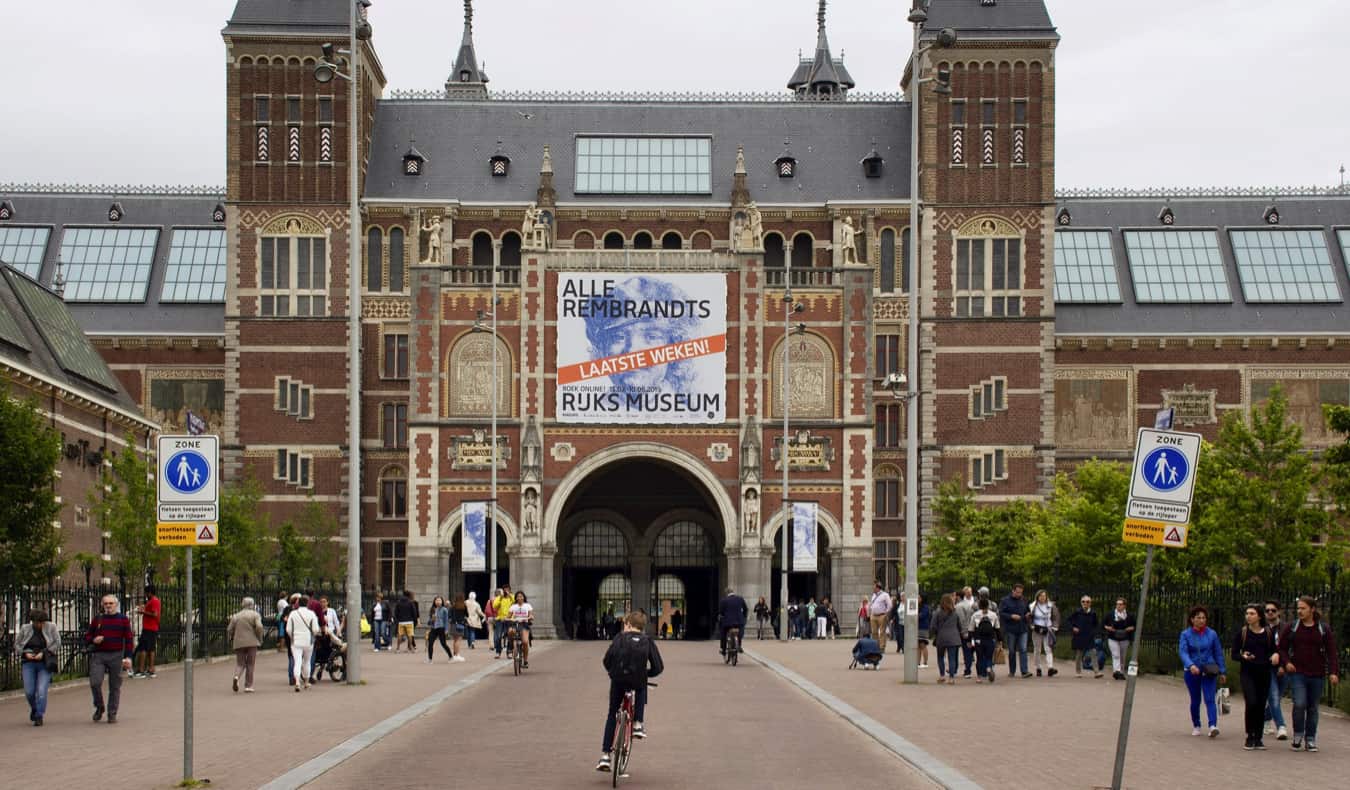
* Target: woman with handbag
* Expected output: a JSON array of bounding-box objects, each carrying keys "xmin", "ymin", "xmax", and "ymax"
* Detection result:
[
  {"xmin": 449, "ymin": 594, "xmax": 469, "ymax": 662},
  {"xmin": 1029, "ymin": 589, "xmax": 1060, "ymax": 677},
  {"xmin": 16, "ymin": 608, "xmax": 61, "ymax": 725},
  {"xmin": 1179, "ymin": 604, "xmax": 1227, "ymax": 738}
]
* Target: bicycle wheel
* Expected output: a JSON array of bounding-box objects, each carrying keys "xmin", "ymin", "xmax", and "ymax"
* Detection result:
[
  {"xmin": 731, "ymin": 640, "xmax": 738, "ymax": 666},
  {"xmin": 611, "ymin": 708, "xmax": 629, "ymax": 788},
  {"xmin": 513, "ymin": 643, "xmax": 523, "ymax": 676}
]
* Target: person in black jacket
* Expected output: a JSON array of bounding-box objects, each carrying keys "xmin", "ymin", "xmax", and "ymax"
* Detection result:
[
  {"xmin": 754, "ymin": 596, "xmax": 771, "ymax": 640},
  {"xmin": 1102, "ymin": 598, "xmax": 1136, "ymax": 679},
  {"xmin": 717, "ymin": 586, "xmax": 748, "ymax": 656},
  {"xmin": 1232, "ymin": 604, "xmax": 1279, "ymax": 750},
  {"xmin": 1068, "ymin": 595, "xmax": 1103, "ymax": 678},
  {"xmin": 596, "ymin": 611, "xmax": 664, "ymax": 773}
]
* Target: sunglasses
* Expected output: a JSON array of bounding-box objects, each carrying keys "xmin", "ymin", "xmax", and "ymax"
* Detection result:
[{"xmin": 1265, "ymin": 608, "xmax": 1278, "ymax": 613}]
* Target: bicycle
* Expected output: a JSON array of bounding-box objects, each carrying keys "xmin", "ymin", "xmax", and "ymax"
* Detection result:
[
  {"xmin": 722, "ymin": 626, "xmax": 741, "ymax": 667},
  {"xmin": 610, "ymin": 681, "xmax": 657, "ymax": 787},
  {"xmin": 506, "ymin": 626, "xmax": 528, "ymax": 675}
]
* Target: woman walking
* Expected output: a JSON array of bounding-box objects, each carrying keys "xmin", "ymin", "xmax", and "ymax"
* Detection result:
[
  {"xmin": 815, "ymin": 597, "xmax": 830, "ymax": 639},
  {"xmin": 754, "ymin": 596, "xmax": 771, "ymax": 639},
  {"xmin": 1029, "ymin": 589, "xmax": 1060, "ymax": 677},
  {"xmin": 285, "ymin": 595, "xmax": 320, "ymax": 691},
  {"xmin": 1278, "ymin": 595, "xmax": 1340, "ymax": 752},
  {"xmin": 1179, "ymin": 605, "xmax": 1226, "ymax": 737},
  {"xmin": 15, "ymin": 609, "xmax": 59, "ymax": 725},
  {"xmin": 1232, "ymin": 604, "xmax": 1279, "ymax": 750},
  {"xmin": 227, "ymin": 597, "xmax": 264, "ymax": 693},
  {"xmin": 1103, "ymin": 598, "xmax": 1136, "ymax": 679},
  {"xmin": 449, "ymin": 594, "xmax": 469, "ymax": 662},
  {"xmin": 916, "ymin": 594, "xmax": 932, "ymax": 668},
  {"xmin": 929, "ymin": 593, "xmax": 964, "ymax": 684},
  {"xmin": 426, "ymin": 596, "xmax": 453, "ymax": 663},
  {"xmin": 465, "ymin": 591, "xmax": 484, "ymax": 649},
  {"xmin": 970, "ymin": 597, "xmax": 1000, "ymax": 683},
  {"xmin": 1068, "ymin": 595, "xmax": 1102, "ymax": 678},
  {"xmin": 857, "ymin": 597, "xmax": 870, "ymax": 638}
]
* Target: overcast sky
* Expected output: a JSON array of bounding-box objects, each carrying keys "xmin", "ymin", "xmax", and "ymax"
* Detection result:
[{"xmin": 1, "ymin": 1, "xmax": 1345, "ymax": 190}]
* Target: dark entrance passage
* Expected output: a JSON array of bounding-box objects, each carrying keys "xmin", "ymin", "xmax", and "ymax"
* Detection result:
[
  {"xmin": 652, "ymin": 521, "xmax": 718, "ymax": 640},
  {"xmin": 448, "ymin": 523, "xmax": 509, "ymax": 604},
  {"xmin": 561, "ymin": 521, "xmax": 629, "ymax": 640},
  {"xmin": 770, "ymin": 524, "xmax": 832, "ymax": 614}
]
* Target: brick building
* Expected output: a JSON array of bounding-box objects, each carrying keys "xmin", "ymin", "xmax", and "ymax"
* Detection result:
[{"xmin": 1, "ymin": 0, "xmax": 1347, "ymax": 629}]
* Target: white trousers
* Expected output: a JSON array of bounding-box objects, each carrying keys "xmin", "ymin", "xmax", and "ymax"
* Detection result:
[
  {"xmin": 290, "ymin": 643, "xmax": 313, "ymax": 685},
  {"xmin": 1109, "ymin": 638, "xmax": 1127, "ymax": 670},
  {"xmin": 1031, "ymin": 631, "xmax": 1054, "ymax": 670}
]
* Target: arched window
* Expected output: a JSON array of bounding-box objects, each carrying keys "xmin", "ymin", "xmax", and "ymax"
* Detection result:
[
  {"xmin": 901, "ymin": 228, "xmax": 912, "ymax": 293},
  {"xmin": 573, "ymin": 230, "xmax": 595, "ymax": 249},
  {"xmin": 471, "ymin": 231, "xmax": 493, "ymax": 268},
  {"xmin": 500, "ymin": 231, "xmax": 522, "ymax": 268},
  {"xmin": 378, "ymin": 466, "xmax": 407, "ymax": 519},
  {"xmin": 567, "ymin": 521, "xmax": 628, "ymax": 568},
  {"xmin": 633, "ymin": 231, "xmax": 653, "ymax": 250},
  {"xmin": 772, "ymin": 332, "xmax": 834, "ymax": 418},
  {"xmin": 661, "ymin": 231, "xmax": 683, "ymax": 250},
  {"xmin": 653, "ymin": 521, "xmax": 716, "ymax": 567},
  {"xmin": 874, "ymin": 464, "xmax": 901, "ymax": 519},
  {"xmin": 875, "ymin": 403, "xmax": 901, "ymax": 448},
  {"xmin": 880, "ymin": 228, "xmax": 895, "ymax": 294},
  {"xmin": 367, "ymin": 227, "xmax": 383, "ymax": 291},
  {"xmin": 764, "ymin": 232, "xmax": 785, "ymax": 268},
  {"xmin": 603, "ymin": 231, "xmax": 625, "ymax": 249},
  {"xmin": 791, "ymin": 232, "xmax": 813, "ymax": 269},
  {"xmin": 691, "ymin": 231, "xmax": 713, "ymax": 250},
  {"xmin": 388, "ymin": 227, "xmax": 405, "ymax": 291}
]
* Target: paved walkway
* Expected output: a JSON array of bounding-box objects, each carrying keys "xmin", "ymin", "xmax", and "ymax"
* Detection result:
[
  {"xmin": 312, "ymin": 640, "xmax": 939, "ymax": 789},
  {"xmin": 744, "ymin": 638, "xmax": 1350, "ymax": 789}
]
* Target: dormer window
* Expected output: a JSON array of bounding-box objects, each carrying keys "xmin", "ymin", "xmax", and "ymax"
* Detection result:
[
  {"xmin": 1056, "ymin": 207, "xmax": 1071, "ymax": 226},
  {"xmin": 0, "ymin": 200, "xmax": 13, "ymax": 221},
  {"xmin": 211, "ymin": 204, "xmax": 226, "ymax": 223},
  {"xmin": 107, "ymin": 202, "xmax": 124, "ymax": 222},
  {"xmin": 490, "ymin": 154, "xmax": 510, "ymax": 177},
  {"xmin": 1158, "ymin": 206, "xmax": 1175, "ymax": 226},
  {"xmin": 862, "ymin": 146, "xmax": 883, "ymax": 179},
  {"xmin": 460, "ymin": 70, "xmax": 471, "ymax": 82},
  {"xmin": 403, "ymin": 146, "xmax": 426, "ymax": 177},
  {"xmin": 1263, "ymin": 205, "xmax": 1280, "ymax": 225},
  {"xmin": 776, "ymin": 155, "xmax": 797, "ymax": 179}
]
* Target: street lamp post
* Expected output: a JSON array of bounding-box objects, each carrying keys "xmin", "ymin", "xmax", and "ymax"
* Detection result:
[
  {"xmin": 779, "ymin": 263, "xmax": 804, "ymax": 642},
  {"xmin": 474, "ymin": 273, "xmax": 502, "ymax": 593},
  {"xmin": 315, "ymin": 0, "xmax": 372, "ymax": 685},
  {"xmin": 903, "ymin": 4, "xmax": 956, "ymax": 684}
]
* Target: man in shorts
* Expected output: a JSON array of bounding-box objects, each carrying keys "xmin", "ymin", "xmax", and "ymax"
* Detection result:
[
  {"xmin": 393, "ymin": 589, "xmax": 418, "ymax": 653},
  {"xmin": 132, "ymin": 584, "xmax": 161, "ymax": 678}
]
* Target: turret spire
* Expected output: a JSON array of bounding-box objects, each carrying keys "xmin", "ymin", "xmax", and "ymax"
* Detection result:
[
  {"xmin": 787, "ymin": 0, "xmax": 854, "ymax": 99},
  {"xmin": 445, "ymin": 0, "xmax": 489, "ymax": 98}
]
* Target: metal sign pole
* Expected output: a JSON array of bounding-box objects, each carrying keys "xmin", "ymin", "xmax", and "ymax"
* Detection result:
[
  {"xmin": 184, "ymin": 544, "xmax": 194, "ymax": 783},
  {"xmin": 1110, "ymin": 543, "xmax": 1154, "ymax": 790}
]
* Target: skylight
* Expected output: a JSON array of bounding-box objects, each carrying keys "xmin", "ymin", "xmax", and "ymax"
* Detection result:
[
  {"xmin": 1230, "ymin": 229, "xmax": 1339, "ymax": 302},
  {"xmin": 1122, "ymin": 230, "xmax": 1230, "ymax": 303},
  {"xmin": 1053, "ymin": 230, "xmax": 1121, "ymax": 303},
  {"xmin": 59, "ymin": 227, "xmax": 160, "ymax": 302}
]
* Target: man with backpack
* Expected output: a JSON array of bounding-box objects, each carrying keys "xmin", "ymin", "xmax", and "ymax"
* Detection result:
[
  {"xmin": 596, "ymin": 611, "xmax": 664, "ymax": 773},
  {"xmin": 1278, "ymin": 595, "xmax": 1340, "ymax": 752}
]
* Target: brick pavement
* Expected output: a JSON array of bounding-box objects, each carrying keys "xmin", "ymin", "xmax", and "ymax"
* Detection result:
[
  {"xmin": 745, "ymin": 639, "xmax": 1350, "ymax": 789},
  {"xmin": 312, "ymin": 640, "xmax": 941, "ymax": 790},
  {"xmin": 0, "ymin": 641, "xmax": 509, "ymax": 789}
]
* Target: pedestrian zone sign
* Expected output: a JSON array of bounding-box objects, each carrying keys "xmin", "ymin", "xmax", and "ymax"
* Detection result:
[
  {"xmin": 1126, "ymin": 428, "xmax": 1201, "ymax": 524},
  {"xmin": 157, "ymin": 434, "xmax": 219, "ymax": 523},
  {"xmin": 1122, "ymin": 518, "xmax": 1188, "ymax": 548},
  {"xmin": 156, "ymin": 522, "xmax": 219, "ymax": 547}
]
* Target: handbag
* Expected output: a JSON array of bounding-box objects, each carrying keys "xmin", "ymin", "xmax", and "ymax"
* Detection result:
[
  {"xmin": 1202, "ymin": 662, "xmax": 1221, "ymax": 676},
  {"xmin": 993, "ymin": 644, "xmax": 1007, "ymax": 664},
  {"xmin": 44, "ymin": 650, "xmax": 58, "ymax": 674}
]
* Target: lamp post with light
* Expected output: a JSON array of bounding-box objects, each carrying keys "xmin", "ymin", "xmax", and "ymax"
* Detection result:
[
  {"xmin": 779, "ymin": 262, "xmax": 805, "ymax": 642},
  {"xmin": 900, "ymin": 2, "xmax": 956, "ymax": 684},
  {"xmin": 314, "ymin": 0, "xmax": 372, "ymax": 686}
]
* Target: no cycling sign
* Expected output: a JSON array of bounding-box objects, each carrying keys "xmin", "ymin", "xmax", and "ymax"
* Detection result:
[{"xmin": 1123, "ymin": 428, "xmax": 1201, "ymax": 548}]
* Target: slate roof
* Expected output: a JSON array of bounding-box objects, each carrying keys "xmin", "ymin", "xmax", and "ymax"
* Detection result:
[
  {"xmin": 223, "ymin": 0, "xmax": 352, "ymax": 36},
  {"xmin": 363, "ymin": 99, "xmax": 912, "ymax": 204},
  {"xmin": 1052, "ymin": 194, "xmax": 1350, "ymax": 336},
  {"xmin": 0, "ymin": 267, "xmax": 147, "ymax": 419},
  {"xmin": 0, "ymin": 190, "xmax": 226, "ymax": 337},
  {"xmin": 922, "ymin": 0, "xmax": 1057, "ymax": 40}
]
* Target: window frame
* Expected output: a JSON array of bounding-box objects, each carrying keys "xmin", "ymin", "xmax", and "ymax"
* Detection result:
[
  {"xmin": 57, "ymin": 226, "xmax": 161, "ymax": 303},
  {"xmin": 381, "ymin": 332, "xmax": 409, "ymax": 380},
  {"xmin": 381, "ymin": 402, "xmax": 408, "ymax": 449},
  {"xmin": 1228, "ymin": 227, "xmax": 1341, "ymax": 303},
  {"xmin": 968, "ymin": 448, "xmax": 1008, "ymax": 489},
  {"xmin": 1122, "ymin": 229, "xmax": 1231, "ymax": 303},
  {"xmin": 0, "ymin": 225, "xmax": 52, "ymax": 278},
  {"xmin": 378, "ymin": 539, "xmax": 407, "ymax": 591},
  {"xmin": 259, "ymin": 233, "xmax": 327, "ymax": 316},
  {"xmin": 875, "ymin": 402, "xmax": 901, "ymax": 448},
  {"xmin": 969, "ymin": 376, "xmax": 1008, "ymax": 420},
  {"xmin": 954, "ymin": 236, "xmax": 1022, "ymax": 318},
  {"xmin": 161, "ymin": 227, "xmax": 227, "ymax": 303},
  {"xmin": 573, "ymin": 135, "xmax": 713, "ymax": 196}
]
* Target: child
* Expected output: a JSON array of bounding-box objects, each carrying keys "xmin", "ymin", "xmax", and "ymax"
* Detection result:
[{"xmin": 596, "ymin": 611, "xmax": 664, "ymax": 773}]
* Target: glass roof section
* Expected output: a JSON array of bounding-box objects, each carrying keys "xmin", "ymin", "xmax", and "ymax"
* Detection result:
[
  {"xmin": 58, "ymin": 227, "xmax": 159, "ymax": 302},
  {"xmin": 1339, "ymin": 229, "xmax": 1350, "ymax": 280},
  {"xmin": 0, "ymin": 297, "xmax": 32, "ymax": 353},
  {"xmin": 4, "ymin": 268, "xmax": 120, "ymax": 391},
  {"xmin": 0, "ymin": 226, "xmax": 51, "ymax": 279},
  {"xmin": 1053, "ymin": 230, "xmax": 1121, "ymax": 303},
  {"xmin": 1230, "ymin": 229, "xmax": 1339, "ymax": 302},
  {"xmin": 161, "ymin": 228, "xmax": 226, "ymax": 302},
  {"xmin": 1122, "ymin": 230, "xmax": 1231, "ymax": 303},
  {"xmin": 575, "ymin": 136, "xmax": 712, "ymax": 195}
]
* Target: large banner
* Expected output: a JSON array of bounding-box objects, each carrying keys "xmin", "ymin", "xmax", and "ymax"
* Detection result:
[
  {"xmin": 461, "ymin": 501, "xmax": 487, "ymax": 572},
  {"xmin": 791, "ymin": 501, "xmax": 818, "ymax": 570},
  {"xmin": 556, "ymin": 273, "xmax": 727, "ymax": 424}
]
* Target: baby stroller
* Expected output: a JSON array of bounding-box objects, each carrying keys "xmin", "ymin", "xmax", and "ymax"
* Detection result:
[{"xmin": 314, "ymin": 633, "xmax": 347, "ymax": 682}]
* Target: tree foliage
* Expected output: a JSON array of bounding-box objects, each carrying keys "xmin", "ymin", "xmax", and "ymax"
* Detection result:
[
  {"xmin": 91, "ymin": 434, "xmax": 163, "ymax": 583},
  {"xmin": 274, "ymin": 499, "xmax": 345, "ymax": 587},
  {"xmin": 198, "ymin": 475, "xmax": 269, "ymax": 582},
  {"xmin": 1325, "ymin": 403, "xmax": 1350, "ymax": 516},
  {"xmin": 0, "ymin": 394, "xmax": 63, "ymax": 584}
]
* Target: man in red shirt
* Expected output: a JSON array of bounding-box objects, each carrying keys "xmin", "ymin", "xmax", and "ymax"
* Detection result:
[
  {"xmin": 85, "ymin": 595, "xmax": 135, "ymax": 722},
  {"xmin": 133, "ymin": 584, "xmax": 161, "ymax": 678}
]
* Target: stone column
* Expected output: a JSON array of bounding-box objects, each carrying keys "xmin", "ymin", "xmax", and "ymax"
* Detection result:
[
  {"xmin": 630, "ymin": 557, "xmax": 653, "ymax": 632},
  {"xmin": 728, "ymin": 548, "xmax": 768, "ymax": 604},
  {"xmin": 513, "ymin": 546, "xmax": 558, "ymax": 638}
]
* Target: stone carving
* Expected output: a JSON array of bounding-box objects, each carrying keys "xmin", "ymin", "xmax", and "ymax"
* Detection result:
[
  {"xmin": 521, "ymin": 486, "xmax": 540, "ymax": 534},
  {"xmin": 773, "ymin": 333, "xmax": 833, "ymax": 418},
  {"xmin": 1055, "ymin": 377, "xmax": 1132, "ymax": 450},
  {"xmin": 522, "ymin": 203, "xmax": 550, "ymax": 250},
  {"xmin": 953, "ymin": 214, "xmax": 1021, "ymax": 238},
  {"xmin": 707, "ymin": 443, "xmax": 732, "ymax": 463},
  {"xmin": 742, "ymin": 488, "xmax": 760, "ymax": 536},
  {"xmin": 521, "ymin": 415, "xmax": 543, "ymax": 482},
  {"xmin": 1251, "ymin": 376, "xmax": 1350, "ymax": 445},
  {"xmin": 420, "ymin": 212, "xmax": 444, "ymax": 264},
  {"xmin": 838, "ymin": 216, "xmax": 859, "ymax": 264},
  {"xmin": 1161, "ymin": 383, "xmax": 1217, "ymax": 426},
  {"xmin": 740, "ymin": 417, "xmax": 761, "ymax": 484},
  {"xmin": 261, "ymin": 214, "xmax": 327, "ymax": 236},
  {"xmin": 731, "ymin": 202, "xmax": 764, "ymax": 252},
  {"xmin": 550, "ymin": 442, "xmax": 576, "ymax": 462},
  {"xmin": 449, "ymin": 430, "xmax": 509, "ymax": 470},
  {"xmin": 447, "ymin": 333, "xmax": 509, "ymax": 416}
]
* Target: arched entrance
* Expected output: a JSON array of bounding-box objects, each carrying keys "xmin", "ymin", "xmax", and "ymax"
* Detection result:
[
  {"xmin": 554, "ymin": 452, "xmax": 730, "ymax": 639},
  {"xmin": 770, "ymin": 523, "xmax": 833, "ymax": 612},
  {"xmin": 446, "ymin": 523, "xmax": 510, "ymax": 606}
]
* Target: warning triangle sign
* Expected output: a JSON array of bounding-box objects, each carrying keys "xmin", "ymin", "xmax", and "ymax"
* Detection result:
[
  {"xmin": 196, "ymin": 524, "xmax": 217, "ymax": 544},
  {"xmin": 1164, "ymin": 527, "xmax": 1181, "ymax": 542}
]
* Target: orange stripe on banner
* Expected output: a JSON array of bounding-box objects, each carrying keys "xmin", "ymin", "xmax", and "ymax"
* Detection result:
[{"xmin": 557, "ymin": 334, "xmax": 727, "ymax": 386}]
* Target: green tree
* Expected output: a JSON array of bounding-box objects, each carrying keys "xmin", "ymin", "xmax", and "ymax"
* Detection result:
[
  {"xmin": 1016, "ymin": 460, "xmax": 1142, "ymax": 588},
  {"xmin": 0, "ymin": 394, "xmax": 63, "ymax": 584},
  {"xmin": 199, "ymin": 476, "xmax": 269, "ymax": 582},
  {"xmin": 274, "ymin": 498, "xmax": 345, "ymax": 587},
  {"xmin": 1325, "ymin": 403, "xmax": 1350, "ymax": 513},
  {"xmin": 92, "ymin": 434, "xmax": 163, "ymax": 583},
  {"xmin": 921, "ymin": 479, "xmax": 1034, "ymax": 591},
  {"xmin": 1183, "ymin": 386, "xmax": 1332, "ymax": 586},
  {"xmin": 275, "ymin": 522, "xmax": 310, "ymax": 588}
]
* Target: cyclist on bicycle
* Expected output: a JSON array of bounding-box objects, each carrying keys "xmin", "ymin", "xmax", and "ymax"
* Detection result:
[
  {"xmin": 508, "ymin": 590, "xmax": 534, "ymax": 668},
  {"xmin": 597, "ymin": 610, "xmax": 664, "ymax": 773},
  {"xmin": 717, "ymin": 586, "xmax": 748, "ymax": 658}
]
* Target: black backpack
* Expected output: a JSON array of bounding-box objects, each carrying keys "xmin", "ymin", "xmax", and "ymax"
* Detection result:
[
  {"xmin": 611, "ymin": 633, "xmax": 649, "ymax": 688},
  {"xmin": 976, "ymin": 615, "xmax": 997, "ymax": 640}
]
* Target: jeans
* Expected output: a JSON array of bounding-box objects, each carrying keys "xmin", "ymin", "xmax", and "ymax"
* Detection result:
[
  {"xmin": 1005, "ymin": 631, "xmax": 1028, "ymax": 675},
  {"xmin": 976, "ymin": 638, "xmax": 996, "ymax": 678},
  {"xmin": 466, "ymin": 623, "xmax": 476, "ymax": 648},
  {"xmin": 88, "ymin": 651, "xmax": 124, "ymax": 715},
  {"xmin": 1184, "ymin": 671, "xmax": 1219, "ymax": 727},
  {"xmin": 23, "ymin": 661, "xmax": 52, "ymax": 719},
  {"xmin": 493, "ymin": 620, "xmax": 508, "ymax": 655},
  {"xmin": 961, "ymin": 642, "xmax": 975, "ymax": 675},
  {"xmin": 602, "ymin": 684, "xmax": 648, "ymax": 751},
  {"xmin": 1239, "ymin": 666, "xmax": 1272, "ymax": 739},
  {"xmin": 1289, "ymin": 674, "xmax": 1325, "ymax": 740},
  {"xmin": 373, "ymin": 620, "xmax": 389, "ymax": 649},
  {"xmin": 937, "ymin": 645, "xmax": 960, "ymax": 678},
  {"xmin": 1265, "ymin": 669, "xmax": 1287, "ymax": 728}
]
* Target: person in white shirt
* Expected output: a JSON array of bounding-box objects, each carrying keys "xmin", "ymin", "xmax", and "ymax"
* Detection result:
[
  {"xmin": 868, "ymin": 582, "xmax": 893, "ymax": 652},
  {"xmin": 371, "ymin": 592, "xmax": 388, "ymax": 651},
  {"xmin": 508, "ymin": 591, "xmax": 535, "ymax": 668},
  {"xmin": 955, "ymin": 586, "xmax": 978, "ymax": 678},
  {"xmin": 285, "ymin": 595, "xmax": 320, "ymax": 691}
]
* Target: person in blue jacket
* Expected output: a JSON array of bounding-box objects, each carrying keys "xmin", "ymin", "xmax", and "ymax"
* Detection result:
[{"xmin": 1179, "ymin": 604, "xmax": 1227, "ymax": 738}]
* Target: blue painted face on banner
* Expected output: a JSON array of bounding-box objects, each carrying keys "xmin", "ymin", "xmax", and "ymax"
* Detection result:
[{"xmin": 583, "ymin": 275, "xmax": 699, "ymax": 391}]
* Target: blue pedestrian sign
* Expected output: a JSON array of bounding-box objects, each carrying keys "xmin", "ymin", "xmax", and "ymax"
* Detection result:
[
  {"xmin": 158, "ymin": 435, "xmax": 219, "ymax": 523},
  {"xmin": 1140, "ymin": 446, "xmax": 1188, "ymax": 493},
  {"xmin": 1126, "ymin": 428, "xmax": 1201, "ymax": 525}
]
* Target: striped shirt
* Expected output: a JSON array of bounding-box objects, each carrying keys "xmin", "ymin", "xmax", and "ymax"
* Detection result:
[{"xmin": 85, "ymin": 613, "xmax": 135, "ymax": 658}]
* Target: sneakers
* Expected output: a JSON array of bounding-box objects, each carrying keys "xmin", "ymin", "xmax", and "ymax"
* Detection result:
[
  {"xmin": 92, "ymin": 706, "xmax": 104, "ymax": 722},
  {"xmin": 633, "ymin": 723, "xmax": 646, "ymax": 740},
  {"xmin": 107, "ymin": 714, "xmax": 117, "ymax": 724},
  {"xmin": 1209, "ymin": 726, "xmax": 1220, "ymax": 739},
  {"xmin": 1094, "ymin": 672, "xmax": 1104, "ymax": 678},
  {"xmin": 1192, "ymin": 727, "xmax": 1202, "ymax": 736},
  {"xmin": 1277, "ymin": 726, "xmax": 1289, "ymax": 741},
  {"xmin": 1292, "ymin": 736, "xmax": 1303, "ymax": 750},
  {"xmin": 244, "ymin": 687, "xmax": 255, "ymax": 693},
  {"xmin": 147, "ymin": 672, "xmax": 156, "ymax": 678},
  {"xmin": 1254, "ymin": 739, "xmax": 1266, "ymax": 750},
  {"xmin": 1021, "ymin": 672, "xmax": 1033, "ymax": 679},
  {"xmin": 1244, "ymin": 736, "xmax": 1255, "ymax": 751},
  {"xmin": 452, "ymin": 655, "xmax": 467, "ymax": 663},
  {"xmin": 1264, "ymin": 721, "xmax": 1276, "ymax": 735},
  {"xmin": 33, "ymin": 718, "xmax": 43, "ymax": 727},
  {"xmin": 1047, "ymin": 668, "xmax": 1058, "ymax": 677},
  {"xmin": 233, "ymin": 675, "xmax": 239, "ymax": 693},
  {"xmin": 988, "ymin": 670, "xmax": 995, "ymax": 683},
  {"xmin": 294, "ymin": 684, "xmax": 302, "ymax": 693},
  {"xmin": 1306, "ymin": 740, "xmax": 1318, "ymax": 753},
  {"xmin": 596, "ymin": 753, "xmax": 613, "ymax": 772}
]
